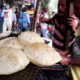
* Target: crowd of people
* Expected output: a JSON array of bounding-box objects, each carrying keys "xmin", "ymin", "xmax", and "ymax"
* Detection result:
[
  {"xmin": 0, "ymin": 0, "xmax": 80, "ymax": 80},
  {"xmin": 0, "ymin": 3, "xmax": 32, "ymax": 38},
  {"xmin": 0, "ymin": 2, "xmax": 54, "ymax": 39}
]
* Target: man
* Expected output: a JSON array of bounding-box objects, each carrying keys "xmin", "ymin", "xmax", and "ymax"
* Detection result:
[
  {"xmin": 41, "ymin": 0, "xmax": 75, "ymax": 57},
  {"xmin": 18, "ymin": 7, "xmax": 31, "ymax": 31},
  {"xmin": 35, "ymin": 0, "xmax": 76, "ymax": 80},
  {"xmin": 40, "ymin": 8, "xmax": 49, "ymax": 38},
  {"xmin": 61, "ymin": 0, "xmax": 80, "ymax": 80},
  {"xmin": 1, "ymin": 4, "xmax": 13, "ymax": 33}
]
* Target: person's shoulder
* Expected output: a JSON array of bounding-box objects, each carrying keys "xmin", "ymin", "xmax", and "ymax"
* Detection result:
[
  {"xmin": 25, "ymin": 12, "xmax": 30, "ymax": 17},
  {"xmin": 25, "ymin": 12, "xmax": 30, "ymax": 15},
  {"xmin": 51, "ymin": 13, "xmax": 58, "ymax": 20},
  {"xmin": 3, "ymin": 10, "xmax": 7, "ymax": 12},
  {"xmin": 53, "ymin": 13, "xmax": 58, "ymax": 18}
]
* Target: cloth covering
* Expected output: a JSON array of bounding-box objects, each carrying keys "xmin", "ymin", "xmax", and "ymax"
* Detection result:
[{"xmin": 71, "ymin": 65, "xmax": 80, "ymax": 80}]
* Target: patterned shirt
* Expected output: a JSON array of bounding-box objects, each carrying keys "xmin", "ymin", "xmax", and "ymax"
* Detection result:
[{"xmin": 47, "ymin": 14, "xmax": 74, "ymax": 51}]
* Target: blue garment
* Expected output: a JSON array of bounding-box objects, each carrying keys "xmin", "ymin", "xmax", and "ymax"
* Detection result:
[
  {"xmin": 0, "ymin": 9, "xmax": 3, "ymax": 22},
  {"xmin": 0, "ymin": 9, "xmax": 4, "ymax": 33},
  {"xmin": 18, "ymin": 12, "xmax": 30, "ymax": 31}
]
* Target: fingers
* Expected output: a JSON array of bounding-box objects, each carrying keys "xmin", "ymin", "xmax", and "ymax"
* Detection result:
[
  {"xmin": 67, "ymin": 15, "xmax": 79, "ymax": 30},
  {"xmin": 67, "ymin": 15, "xmax": 79, "ymax": 22},
  {"xmin": 60, "ymin": 57, "xmax": 70, "ymax": 65}
]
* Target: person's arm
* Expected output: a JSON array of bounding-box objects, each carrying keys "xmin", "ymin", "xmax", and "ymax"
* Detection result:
[
  {"xmin": 1, "ymin": 10, "xmax": 4, "ymax": 17},
  {"xmin": 69, "ymin": 57, "xmax": 80, "ymax": 65},
  {"xmin": 61, "ymin": 56, "xmax": 80, "ymax": 66},
  {"xmin": 27, "ymin": 14, "xmax": 31, "ymax": 24},
  {"xmin": 68, "ymin": 15, "xmax": 79, "ymax": 32},
  {"xmin": 26, "ymin": 13, "xmax": 31, "ymax": 29},
  {"xmin": 14, "ymin": 14, "xmax": 17, "ymax": 26},
  {"xmin": 13, "ymin": 12, "xmax": 17, "ymax": 26},
  {"xmin": 41, "ymin": 16, "xmax": 54, "ymax": 25}
]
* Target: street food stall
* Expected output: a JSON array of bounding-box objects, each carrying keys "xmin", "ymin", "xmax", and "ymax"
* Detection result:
[{"xmin": 0, "ymin": 31, "xmax": 61, "ymax": 80}]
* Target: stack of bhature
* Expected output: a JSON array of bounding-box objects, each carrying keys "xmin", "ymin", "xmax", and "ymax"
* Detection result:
[
  {"xmin": 0, "ymin": 47, "xmax": 30, "ymax": 75},
  {"xmin": 0, "ymin": 31, "xmax": 61, "ymax": 75},
  {"xmin": 23, "ymin": 43, "xmax": 61, "ymax": 67},
  {"xmin": 18, "ymin": 31, "xmax": 44, "ymax": 45},
  {"xmin": 18, "ymin": 31, "xmax": 61, "ymax": 67}
]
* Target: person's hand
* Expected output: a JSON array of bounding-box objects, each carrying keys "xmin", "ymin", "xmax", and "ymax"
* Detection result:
[
  {"xmin": 4, "ymin": 11, "xmax": 8, "ymax": 14},
  {"xmin": 61, "ymin": 57, "xmax": 70, "ymax": 66},
  {"xmin": 56, "ymin": 49, "xmax": 69, "ymax": 57},
  {"xmin": 41, "ymin": 17, "xmax": 47, "ymax": 22},
  {"xmin": 67, "ymin": 15, "xmax": 79, "ymax": 31}
]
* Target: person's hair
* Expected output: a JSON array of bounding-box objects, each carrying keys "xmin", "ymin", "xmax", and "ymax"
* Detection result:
[
  {"xmin": 73, "ymin": 0, "xmax": 80, "ymax": 7},
  {"xmin": 22, "ymin": 7, "xmax": 27, "ymax": 12},
  {"xmin": 0, "ymin": 4, "xmax": 3, "ymax": 9}
]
